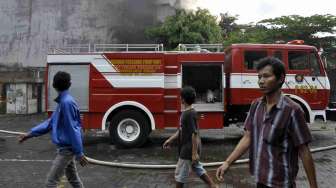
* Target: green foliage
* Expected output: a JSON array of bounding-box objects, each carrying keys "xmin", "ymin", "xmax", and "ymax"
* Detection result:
[
  {"xmin": 223, "ymin": 25, "xmax": 271, "ymax": 47},
  {"xmin": 222, "ymin": 14, "xmax": 336, "ymax": 52},
  {"xmin": 146, "ymin": 10, "xmax": 336, "ymax": 54},
  {"xmin": 258, "ymin": 14, "xmax": 336, "ymax": 49},
  {"xmin": 145, "ymin": 9, "xmax": 223, "ymax": 50},
  {"xmin": 219, "ymin": 13, "xmax": 239, "ymax": 39}
]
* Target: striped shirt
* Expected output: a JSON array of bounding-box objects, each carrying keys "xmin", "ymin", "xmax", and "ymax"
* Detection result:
[{"xmin": 244, "ymin": 94, "xmax": 312, "ymax": 188}]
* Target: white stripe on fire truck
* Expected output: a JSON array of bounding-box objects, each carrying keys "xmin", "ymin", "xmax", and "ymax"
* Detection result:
[
  {"xmin": 92, "ymin": 58, "xmax": 116, "ymax": 72},
  {"xmin": 47, "ymin": 55, "xmax": 102, "ymax": 63},
  {"xmin": 230, "ymin": 74, "xmax": 327, "ymax": 90},
  {"xmin": 288, "ymin": 76, "xmax": 327, "ymax": 90},
  {"xmin": 164, "ymin": 74, "xmax": 182, "ymax": 88},
  {"xmin": 101, "ymin": 54, "xmax": 119, "ymax": 72},
  {"xmin": 92, "ymin": 94, "xmax": 162, "ymax": 96},
  {"xmin": 104, "ymin": 74, "xmax": 164, "ymax": 88},
  {"xmin": 302, "ymin": 76, "xmax": 315, "ymax": 89},
  {"xmin": 315, "ymin": 77, "xmax": 326, "ymax": 90},
  {"xmin": 90, "ymin": 61, "xmax": 328, "ymax": 90}
]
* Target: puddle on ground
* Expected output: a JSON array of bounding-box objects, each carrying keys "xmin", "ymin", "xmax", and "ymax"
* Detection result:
[
  {"xmin": 83, "ymin": 134, "xmax": 246, "ymax": 164},
  {"xmin": 83, "ymin": 130, "xmax": 336, "ymax": 165},
  {"xmin": 0, "ymin": 136, "xmax": 8, "ymax": 154}
]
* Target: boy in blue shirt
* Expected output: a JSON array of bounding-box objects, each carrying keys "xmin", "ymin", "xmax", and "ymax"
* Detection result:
[{"xmin": 19, "ymin": 71, "xmax": 88, "ymax": 188}]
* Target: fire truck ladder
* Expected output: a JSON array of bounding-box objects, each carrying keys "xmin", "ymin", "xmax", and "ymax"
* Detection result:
[
  {"xmin": 49, "ymin": 44, "xmax": 164, "ymax": 54},
  {"xmin": 177, "ymin": 43, "xmax": 224, "ymax": 52},
  {"xmin": 93, "ymin": 44, "xmax": 164, "ymax": 52},
  {"xmin": 49, "ymin": 44, "xmax": 91, "ymax": 54}
]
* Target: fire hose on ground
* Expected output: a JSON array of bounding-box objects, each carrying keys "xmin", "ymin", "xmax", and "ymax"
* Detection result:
[{"xmin": 1, "ymin": 129, "xmax": 336, "ymax": 169}]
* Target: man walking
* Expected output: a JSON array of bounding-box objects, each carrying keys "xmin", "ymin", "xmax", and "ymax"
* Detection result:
[
  {"xmin": 19, "ymin": 71, "xmax": 88, "ymax": 188},
  {"xmin": 216, "ymin": 57, "xmax": 318, "ymax": 188}
]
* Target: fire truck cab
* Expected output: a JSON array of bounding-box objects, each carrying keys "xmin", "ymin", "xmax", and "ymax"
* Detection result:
[
  {"xmin": 46, "ymin": 43, "xmax": 330, "ymax": 148},
  {"xmin": 225, "ymin": 43, "xmax": 330, "ymax": 125}
]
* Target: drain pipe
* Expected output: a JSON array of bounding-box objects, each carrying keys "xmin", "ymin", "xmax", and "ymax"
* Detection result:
[{"xmin": 1, "ymin": 129, "xmax": 336, "ymax": 169}]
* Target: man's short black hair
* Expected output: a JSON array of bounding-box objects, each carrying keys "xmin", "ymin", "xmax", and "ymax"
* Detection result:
[
  {"xmin": 256, "ymin": 57, "xmax": 286, "ymax": 88},
  {"xmin": 181, "ymin": 86, "xmax": 196, "ymax": 105},
  {"xmin": 53, "ymin": 71, "xmax": 71, "ymax": 92}
]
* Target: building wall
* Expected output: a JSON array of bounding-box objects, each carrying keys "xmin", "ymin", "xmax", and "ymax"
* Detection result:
[
  {"xmin": 0, "ymin": 0, "xmax": 199, "ymax": 67},
  {"xmin": 0, "ymin": 0, "xmax": 200, "ymax": 114},
  {"xmin": 0, "ymin": 66, "xmax": 44, "ymax": 114}
]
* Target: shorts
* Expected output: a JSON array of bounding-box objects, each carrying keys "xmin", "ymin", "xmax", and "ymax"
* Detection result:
[{"xmin": 174, "ymin": 158, "xmax": 206, "ymax": 183}]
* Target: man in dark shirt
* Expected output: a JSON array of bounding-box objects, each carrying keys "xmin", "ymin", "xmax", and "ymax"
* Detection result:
[
  {"xmin": 163, "ymin": 86, "xmax": 217, "ymax": 188},
  {"xmin": 216, "ymin": 57, "xmax": 318, "ymax": 188}
]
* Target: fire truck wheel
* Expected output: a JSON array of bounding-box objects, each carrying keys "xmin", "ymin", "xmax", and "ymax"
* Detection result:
[{"xmin": 109, "ymin": 110, "xmax": 150, "ymax": 148}]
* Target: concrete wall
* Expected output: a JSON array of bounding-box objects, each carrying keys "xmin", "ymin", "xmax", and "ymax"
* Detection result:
[
  {"xmin": 0, "ymin": 0, "xmax": 200, "ymax": 114},
  {"xmin": 0, "ymin": 0, "xmax": 199, "ymax": 67}
]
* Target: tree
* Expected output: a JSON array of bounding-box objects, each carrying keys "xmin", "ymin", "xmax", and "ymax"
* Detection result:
[
  {"xmin": 222, "ymin": 14, "xmax": 336, "ymax": 51},
  {"xmin": 218, "ymin": 13, "xmax": 239, "ymax": 39},
  {"xmin": 145, "ymin": 9, "xmax": 223, "ymax": 50},
  {"xmin": 223, "ymin": 24, "xmax": 271, "ymax": 47},
  {"xmin": 218, "ymin": 13, "xmax": 274, "ymax": 47},
  {"xmin": 258, "ymin": 14, "xmax": 336, "ymax": 49}
]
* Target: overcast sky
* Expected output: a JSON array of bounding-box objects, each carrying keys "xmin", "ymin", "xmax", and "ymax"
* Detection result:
[{"xmin": 191, "ymin": 0, "xmax": 336, "ymax": 24}]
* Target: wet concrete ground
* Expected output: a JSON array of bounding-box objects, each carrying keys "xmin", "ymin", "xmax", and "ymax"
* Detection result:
[{"xmin": 0, "ymin": 114, "xmax": 336, "ymax": 187}]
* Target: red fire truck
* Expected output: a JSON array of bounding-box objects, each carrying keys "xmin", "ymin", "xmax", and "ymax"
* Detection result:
[{"xmin": 47, "ymin": 42, "xmax": 330, "ymax": 147}]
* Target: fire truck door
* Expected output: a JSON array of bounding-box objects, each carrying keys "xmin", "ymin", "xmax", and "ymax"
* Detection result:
[
  {"xmin": 181, "ymin": 63, "xmax": 224, "ymax": 129},
  {"xmin": 47, "ymin": 64, "xmax": 90, "ymax": 112},
  {"xmin": 286, "ymin": 51, "xmax": 324, "ymax": 105}
]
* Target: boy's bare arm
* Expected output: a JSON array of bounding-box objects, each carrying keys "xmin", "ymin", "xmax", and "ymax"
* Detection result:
[
  {"xmin": 169, "ymin": 130, "xmax": 179, "ymax": 142},
  {"xmin": 192, "ymin": 133, "xmax": 199, "ymax": 162},
  {"xmin": 163, "ymin": 130, "xmax": 179, "ymax": 148}
]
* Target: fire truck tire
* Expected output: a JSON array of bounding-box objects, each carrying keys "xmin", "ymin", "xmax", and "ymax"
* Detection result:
[{"xmin": 109, "ymin": 109, "xmax": 150, "ymax": 148}]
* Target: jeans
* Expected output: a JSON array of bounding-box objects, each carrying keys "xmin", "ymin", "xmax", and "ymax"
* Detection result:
[{"xmin": 45, "ymin": 149, "xmax": 84, "ymax": 188}]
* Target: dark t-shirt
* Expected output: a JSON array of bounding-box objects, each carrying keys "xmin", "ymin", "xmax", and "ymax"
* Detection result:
[{"xmin": 178, "ymin": 108, "xmax": 201, "ymax": 160}]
